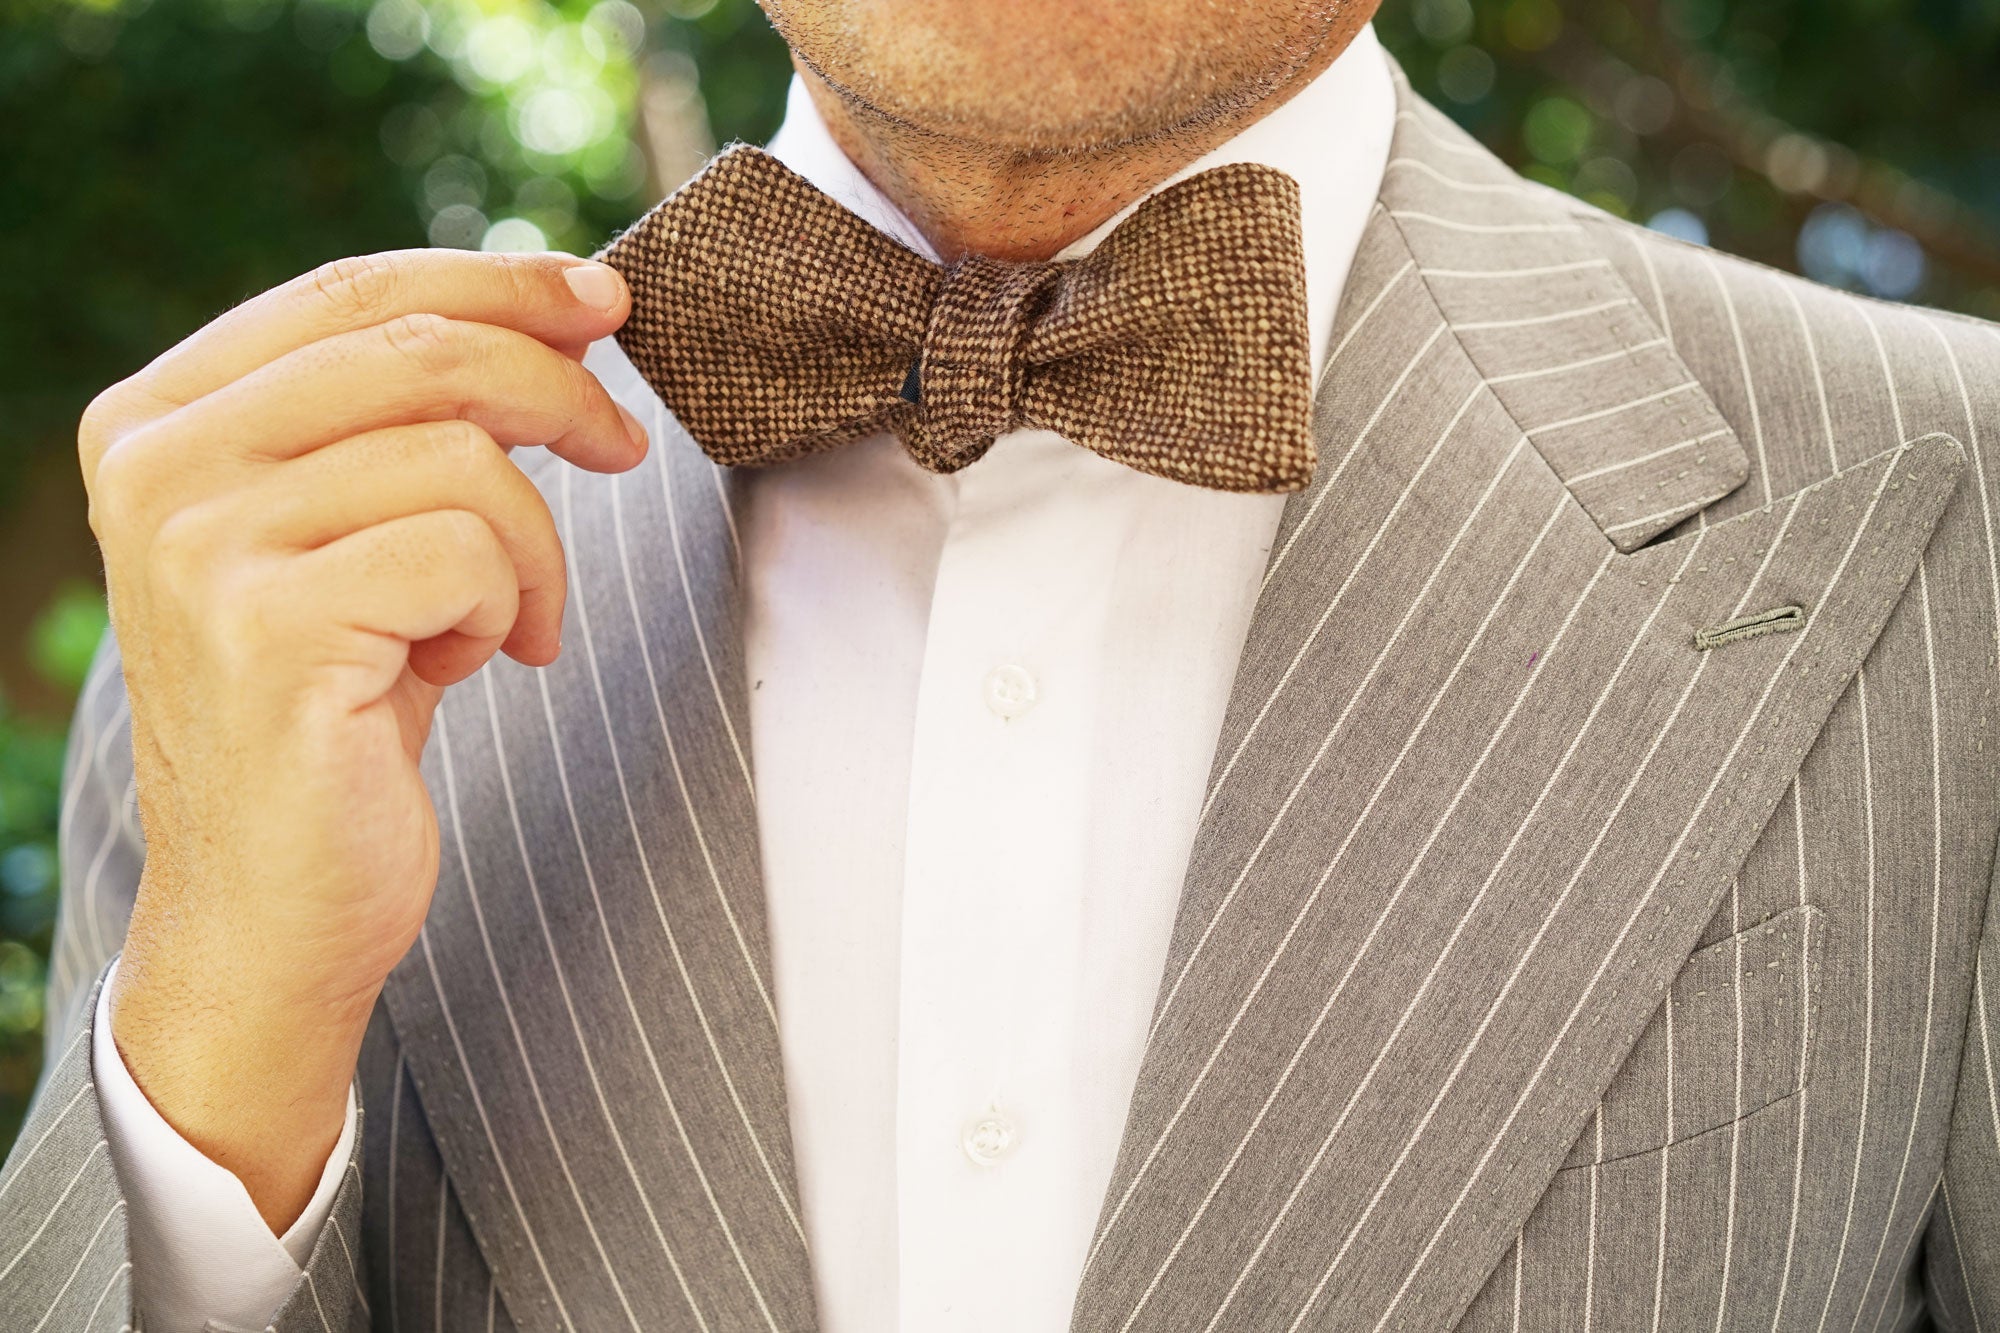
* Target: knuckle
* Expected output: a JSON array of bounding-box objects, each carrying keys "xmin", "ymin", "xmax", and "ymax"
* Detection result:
[
  {"xmin": 554, "ymin": 356, "xmax": 608, "ymax": 429},
  {"xmin": 84, "ymin": 434, "xmax": 130, "ymax": 516},
  {"xmin": 304, "ymin": 251, "xmax": 405, "ymax": 322},
  {"xmin": 84, "ymin": 464, "xmax": 130, "ymax": 543},
  {"xmin": 77, "ymin": 376, "xmax": 175, "ymax": 475},
  {"xmin": 434, "ymin": 507, "xmax": 496, "ymax": 558},
  {"xmin": 204, "ymin": 567, "xmax": 281, "ymax": 665},
  {"xmin": 379, "ymin": 311, "xmax": 464, "ymax": 373},
  {"xmin": 77, "ymin": 382, "xmax": 130, "ymax": 458},
  {"xmin": 428, "ymin": 418, "xmax": 498, "ymax": 474},
  {"xmin": 87, "ymin": 432, "xmax": 160, "ymax": 537},
  {"xmin": 485, "ymin": 251, "xmax": 548, "ymax": 309},
  {"xmin": 84, "ymin": 485, "xmax": 120, "ymax": 545},
  {"xmin": 149, "ymin": 504, "xmax": 229, "ymax": 593},
  {"xmin": 510, "ymin": 487, "xmax": 562, "ymax": 574},
  {"xmin": 533, "ymin": 515, "xmax": 568, "ymax": 590}
]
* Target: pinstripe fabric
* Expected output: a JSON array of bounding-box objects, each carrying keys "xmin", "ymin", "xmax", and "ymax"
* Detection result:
[
  {"xmin": 0, "ymin": 980, "xmax": 129, "ymax": 1333},
  {"xmin": 5, "ymin": 62, "xmax": 2000, "ymax": 1332}
]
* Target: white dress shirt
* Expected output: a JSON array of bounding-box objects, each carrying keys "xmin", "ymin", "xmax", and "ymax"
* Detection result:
[{"xmin": 93, "ymin": 25, "xmax": 1397, "ymax": 1332}]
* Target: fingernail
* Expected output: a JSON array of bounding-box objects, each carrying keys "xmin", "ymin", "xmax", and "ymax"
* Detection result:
[
  {"xmin": 563, "ymin": 262, "xmax": 625, "ymax": 312},
  {"xmin": 617, "ymin": 403, "xmax": 649, "ymax": 450}
]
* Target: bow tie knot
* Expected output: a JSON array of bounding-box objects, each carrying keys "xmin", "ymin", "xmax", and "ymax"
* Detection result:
[
  {"xmin": 600, "ymin": 146, "xmax": 1317, "ymax": 493},
  {"xmin": 910, "ymin": 255, "xmax": 1059, "ymax": 473}
]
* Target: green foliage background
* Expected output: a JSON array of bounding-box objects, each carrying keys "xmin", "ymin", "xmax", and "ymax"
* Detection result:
[{"xmin": 0, "ymin": 0, "xmax": 1994, "ymax": 1151}]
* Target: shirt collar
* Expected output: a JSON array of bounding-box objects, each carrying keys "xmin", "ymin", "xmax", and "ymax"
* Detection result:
[{"xmin": 762, "ymin": 23, "xmax": 1398, "ymax": 380}]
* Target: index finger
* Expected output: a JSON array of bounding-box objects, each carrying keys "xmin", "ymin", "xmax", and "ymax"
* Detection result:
[{"xmin": 129, "ymin": 248, "xmax": 632, "ymax": 413}]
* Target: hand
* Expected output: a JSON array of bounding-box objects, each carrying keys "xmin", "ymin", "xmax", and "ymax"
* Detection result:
[{"xmin": 78, "ymin": 249, "xmax": 646, "ymax": 1231}]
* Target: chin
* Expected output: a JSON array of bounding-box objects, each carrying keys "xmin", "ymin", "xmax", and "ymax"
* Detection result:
[{"xmin": 761, "ymin": 0, "xmax": 1351, "ymax": 154}]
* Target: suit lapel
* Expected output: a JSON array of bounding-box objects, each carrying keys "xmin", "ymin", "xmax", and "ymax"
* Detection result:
[
  {"xmin": 1069, "ymin": 74, "xmax": 1964, "ymax": 1333},
  {"xmin": 382, "ymin": 342, "xmax": 816, "ymax": 1333}
]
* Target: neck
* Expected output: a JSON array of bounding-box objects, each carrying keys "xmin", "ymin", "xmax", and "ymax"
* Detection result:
[{"xmin": 795, "ymin": 32, "xmax": 1352, "ymax": 264}]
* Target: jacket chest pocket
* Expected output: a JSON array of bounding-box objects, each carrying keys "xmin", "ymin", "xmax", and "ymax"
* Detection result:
[{"xmin": 1559, "ymin": 904, "xmax": 1825, "ymax": 1171}]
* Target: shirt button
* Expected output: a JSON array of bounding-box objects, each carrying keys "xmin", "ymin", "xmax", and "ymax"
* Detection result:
[
  {"xmin": 983, "ymin": 664, "xmax": 1038, "ymax": 719},
  {"xmin": 961, "ymin": 1110, "xmax": 1018, "ymax": 1166}
]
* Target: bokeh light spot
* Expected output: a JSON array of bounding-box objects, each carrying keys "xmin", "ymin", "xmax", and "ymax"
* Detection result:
[
  {"xmin": 586, "ymin": 0, "xmax": 646, "ymax": 56},
  {"xmin": 428, "ymin": 202, "xmax": 488, "ymax": 248},
  {"xmin": 582, "ymin": 138, "xmax": 649, "ymax": 200},
  {"xmin": 1413, "ymin": 0, "xmax": 1474, "ymax": 47},
  {"xmin": 365, "ymin": 0, "xmax": 429, "ymax": 61},
  {"xmin": 516, "ymin": 86, "xmax": 603, "ymax": 155},
  {"xmin": 541, "ymin": 21, "xmax": 608, "ymax": 84},
  {"xmin": 380, "ymin": 102, "xmax": 446, "ymax": 165},
  {"xmin": 423, "ymin": 153, "xmax": 487, "ymax": 213},
  {"xmin": 0, "ymin": 846, "xmax": 54, "ymax": 901},
  {"xmin": 462, "ymin": 14, "xmax": 537, "ymax": 87},
  {"xmin": 1575, "ymin": 155, "xmax": 1640, "ymax": 212},
  {"xmin": 0, "ymin": 943, "xmax": 44, "ymax": 1040},
  {"xmin": 1864, "ymin": 230, "xmax": 1927, "ymax": 299},
  {"xmin": 1524, "ymin": 97, "xmax": 1594, "ymax": 165},
  {"xmin": 481, "ymin": 217, "xmax": 551, "ymax": 252},
  {"xmin": 1798, "ymin": 203, "xmax": 1870, "ymax": 287},
  {"xmin": 1647, "ymin": 208, "xmax": 1711, "ymax": 246},
  {"xmin": 1764, "ymin": 133, "xmax": 1830, "ymax": 196},
  {"xmin": 1614, "ymin": 76, "xmax": 1675, "ymax": 136},
  {"xmin": 1437, "ymin": 45, "xmax": 1496, "ymax": 104},
  {"xmin": 1663, "ymin": 0, "xmax": 1726, "ymax": 41}
]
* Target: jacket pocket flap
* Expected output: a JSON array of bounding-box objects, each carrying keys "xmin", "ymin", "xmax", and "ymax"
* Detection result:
[{"xmin": 1560, "ymin": 903, "xmax": 1824, "ymax": 1170}]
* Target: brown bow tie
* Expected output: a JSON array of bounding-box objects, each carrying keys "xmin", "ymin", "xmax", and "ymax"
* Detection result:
[{"xmin": 596, "ymin": 146, "xmax": 1315, "ymax": 493}]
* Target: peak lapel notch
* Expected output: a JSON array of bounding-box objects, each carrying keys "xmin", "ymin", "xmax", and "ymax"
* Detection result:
[{"xmin": 1381, "ymin": 71, "xmax": 1751, "ymax": 552}]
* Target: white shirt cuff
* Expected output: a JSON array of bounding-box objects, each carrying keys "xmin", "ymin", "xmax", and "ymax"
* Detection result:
[{"xmin": 92, "ymin": 955, "xmax": 358, "ymax": 1333}]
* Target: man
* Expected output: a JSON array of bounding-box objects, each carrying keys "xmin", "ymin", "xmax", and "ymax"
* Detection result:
[{"xmin": 3, "ymin": 0, "xmax": 1998, "ymax": 1327}]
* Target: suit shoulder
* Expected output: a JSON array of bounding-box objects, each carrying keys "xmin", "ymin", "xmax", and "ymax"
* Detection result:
[
  {"xmin": 1556, "ymin": 199, "xmax": 2000, "ymax": 390},
  {"xmin": 1536, "ymin": 200, "xmax": 1999, "ymax": 480}
]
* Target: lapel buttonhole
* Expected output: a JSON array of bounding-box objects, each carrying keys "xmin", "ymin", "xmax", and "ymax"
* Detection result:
[{"xmin": 1693, "ymin": 603, "xmax": 1806, "ymax": 651}]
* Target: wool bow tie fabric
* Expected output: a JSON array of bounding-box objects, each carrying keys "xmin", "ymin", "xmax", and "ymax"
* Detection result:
[{"xmin": 596, "ymin": 147, "xmax": 1317, "ymax": 493}]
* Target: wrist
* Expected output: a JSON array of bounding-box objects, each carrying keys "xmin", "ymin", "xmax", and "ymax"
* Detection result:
[{"xmin": 110, "ymin": 910, "xmax": 379, "ymax": 1232}]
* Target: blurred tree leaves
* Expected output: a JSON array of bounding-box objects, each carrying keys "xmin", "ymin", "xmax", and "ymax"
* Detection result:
[
  {"xmin": 0, "ymin": 0, "xmax": 789, "ymax": 514},
  {"xmin": 1376, "ymin": 0, "xmax": 1999, "ymax": 315},
  {"xmin": 0, "ymin": 583, "xmax": 102, "ymax": 1145},
  {"xmin": 27, "ymin": 582, "xmax": 111, "ymax": 692},
  {"xmin": 648, "ymin": 0, "xmax": 788, "ymax": 146},
  {"xmin": 1, "ymin": 0, "xmax": 433, "ymax": 510},
  {"xmin": 0, "ymin": 622, "xmax": 91, "ymax": 1146}
]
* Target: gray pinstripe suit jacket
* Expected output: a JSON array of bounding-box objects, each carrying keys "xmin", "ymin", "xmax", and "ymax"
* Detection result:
[{"xmin": 7, "ymin": 68, "xmax": 2000, "ymax": 1332}]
